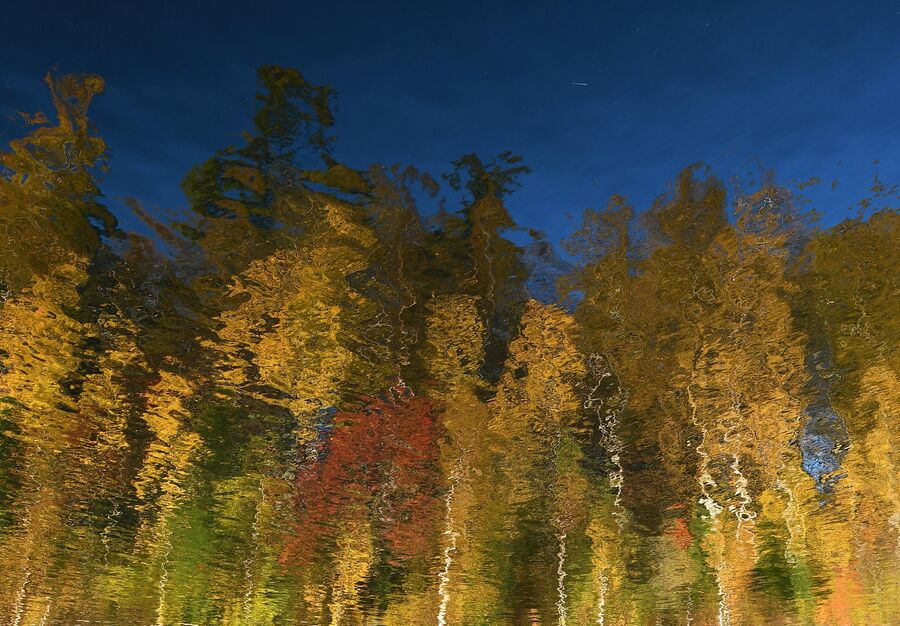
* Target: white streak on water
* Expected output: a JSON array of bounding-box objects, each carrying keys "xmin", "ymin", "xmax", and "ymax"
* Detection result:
[
  {"xmin": 556, "ymin": 532, "xmax": 568, "ymax": 626},
  {"xmin": 437, "ymin": 452, "xmax": 466, "ymax": 626}
]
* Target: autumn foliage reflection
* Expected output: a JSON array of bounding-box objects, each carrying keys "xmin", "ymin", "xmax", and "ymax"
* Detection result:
[
  {"xmin": 282, "ymin": 382, "xmax": 443, "ymax": 568},
  {"xmin": 0, "ymin": 69, "xmax": 897, "ymax": 625}
]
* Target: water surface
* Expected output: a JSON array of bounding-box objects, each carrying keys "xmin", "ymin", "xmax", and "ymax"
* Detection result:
[{"xmin": 0, "ymin": 27, "xmax": 898, "ymax": 626}]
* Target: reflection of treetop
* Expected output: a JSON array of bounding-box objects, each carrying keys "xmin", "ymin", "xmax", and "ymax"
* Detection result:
[
  {"xmin": 181, "ymin": 66, "xmax": 337, "ymax": 220},
  {"xmin": 444, "ymin": 151, "xmax": 531, "ymax": 204}
]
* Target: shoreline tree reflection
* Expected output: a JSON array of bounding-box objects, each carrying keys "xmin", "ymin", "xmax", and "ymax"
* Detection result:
[{"xmin": 0, "ymin": 69, "xmax": 896, "ymax": 625}]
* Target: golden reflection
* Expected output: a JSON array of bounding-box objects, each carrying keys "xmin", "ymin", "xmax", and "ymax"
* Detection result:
[{"xmin": 0, "ymin": 70, "xmax": 896, "ymax": 625}]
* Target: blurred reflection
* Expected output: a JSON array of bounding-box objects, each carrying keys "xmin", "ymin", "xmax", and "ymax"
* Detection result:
[{"xmin": 0, "ymin": 69, "xmax": 897, "ymax": 625}]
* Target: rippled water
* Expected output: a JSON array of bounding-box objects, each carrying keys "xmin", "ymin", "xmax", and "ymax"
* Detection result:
[{"xmin": 0, "ymin": 70, "xmax": 897, "ymax": 626}]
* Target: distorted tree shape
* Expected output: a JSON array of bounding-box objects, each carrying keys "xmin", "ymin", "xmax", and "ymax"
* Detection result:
[
  {"xmin": 0, "ymin": 73, "xmax": 116, "ymax": 296},
  {"xmin": 281, "ymin": 382, "xmax": 443, "ymax": 572},
  {"xmin": 436, "ymin": 152, "xmax": 532, "ymax": 381},
  {"xmin": 181, "ymin": 65, "xmax": 335, "ymax": 222}
]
